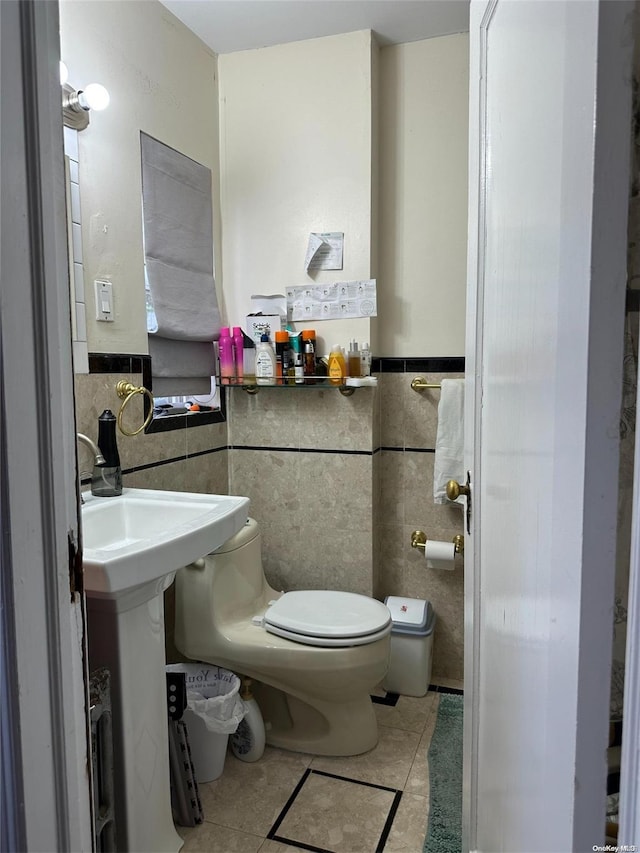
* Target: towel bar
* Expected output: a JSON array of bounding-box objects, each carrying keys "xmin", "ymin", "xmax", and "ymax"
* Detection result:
[{"xmin": 411, "ymin": 377, "xmax": 441, "ymax": 391}]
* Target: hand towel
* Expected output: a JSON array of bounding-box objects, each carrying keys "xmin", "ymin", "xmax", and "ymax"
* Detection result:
[{"xmin": 433, "ymin": 378, "xmax": 465, "ymax": 505}]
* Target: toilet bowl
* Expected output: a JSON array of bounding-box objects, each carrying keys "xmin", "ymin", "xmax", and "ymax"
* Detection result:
[{"xmin": 174, "ymin": 518, "xmax": 391, "ymax": 756}]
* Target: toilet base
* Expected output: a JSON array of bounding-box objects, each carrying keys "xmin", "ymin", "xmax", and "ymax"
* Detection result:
[{"xmin": 253, "ymin": 681, "xmax": 378, "ymax": 756}]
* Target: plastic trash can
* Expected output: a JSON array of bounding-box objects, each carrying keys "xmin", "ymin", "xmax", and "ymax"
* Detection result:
[
  {"xmin": 166, "ymin": 664, "xmax": 245, "ymax": 782},
  {"xmin": 381, "ymin": 597, "xmax": 436, "ymax": 697}
]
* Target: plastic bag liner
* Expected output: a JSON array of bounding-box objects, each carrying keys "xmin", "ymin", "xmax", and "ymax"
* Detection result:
[{"xmin": 166, "ymin": 664, "xmax": 245, "ymax": 734}]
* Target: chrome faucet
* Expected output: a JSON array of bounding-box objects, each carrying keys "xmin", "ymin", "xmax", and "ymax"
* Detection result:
[
  {"xmin": 77, "ymin": 433, "xmax": 106, "ymax": 467},
  {"xmin": 77, "ymin": 433, "xmax": 108, "ymax": 499}
]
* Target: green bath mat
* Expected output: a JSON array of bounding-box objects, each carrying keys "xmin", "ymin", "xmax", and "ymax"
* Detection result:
[{"xmin": 424, "ymin": 693, "xmax": 463, "ymax": 853}]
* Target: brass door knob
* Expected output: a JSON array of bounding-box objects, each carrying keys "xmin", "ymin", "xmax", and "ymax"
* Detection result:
[{"xmin": 446, "ymin": 479, "xmax": 470, "ymax": 501}]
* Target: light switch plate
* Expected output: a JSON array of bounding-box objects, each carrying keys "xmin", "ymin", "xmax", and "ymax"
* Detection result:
[{"xmin": 95, "ymin": 279, "xmax": 114, "ymax": 322}]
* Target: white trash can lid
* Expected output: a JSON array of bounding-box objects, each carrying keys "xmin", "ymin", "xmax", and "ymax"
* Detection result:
[{"xmin": 384, "ymin": 596, "xmax": 435, "ymax": 636}]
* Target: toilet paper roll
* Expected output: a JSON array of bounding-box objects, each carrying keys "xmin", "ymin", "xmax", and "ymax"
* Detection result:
[{"xmin": 425, "ymin": 539, "xmax": 456, "ymax": 570}]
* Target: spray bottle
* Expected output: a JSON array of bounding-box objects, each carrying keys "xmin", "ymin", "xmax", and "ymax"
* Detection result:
[
  {"xmin": 232, "ymin": 327, "xmax": 244, "ymax": 382},
  {"xmin": 219, "ymin": 327, "xmax": 234, "ymax": 385}
]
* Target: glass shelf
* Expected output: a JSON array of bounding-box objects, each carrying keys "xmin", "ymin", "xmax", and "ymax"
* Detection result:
[{"xmin": 222, "ymin": 377, "xmax": 357, "ymax": 396}]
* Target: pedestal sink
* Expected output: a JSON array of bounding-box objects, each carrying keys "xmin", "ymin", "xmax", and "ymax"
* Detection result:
[{"xmin": 82, "ymin": 488, "xmax": 250, "ymax": 853}]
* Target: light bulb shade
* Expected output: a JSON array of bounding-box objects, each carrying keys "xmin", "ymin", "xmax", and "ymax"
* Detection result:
[
  {"xmin": 78, "ymin": 83, "xmax": 110, "ymax": 112},
  {"xmin": 59, "ymin": 61, "xmax": 69, "ymax": 85}
]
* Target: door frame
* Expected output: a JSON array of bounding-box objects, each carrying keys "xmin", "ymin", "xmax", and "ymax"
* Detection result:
[{"xmin": 1, "ymin": 1, "xmax": 93, "ymax": 849}]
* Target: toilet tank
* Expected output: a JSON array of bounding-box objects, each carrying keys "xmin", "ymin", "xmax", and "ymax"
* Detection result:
[
  {"xmin": 196, "ymin": 517, "xmax": 272, "ymax": 623},
  {"xmin": 175, "ymin": 517, "xmax": 273, "ymax": 661}
]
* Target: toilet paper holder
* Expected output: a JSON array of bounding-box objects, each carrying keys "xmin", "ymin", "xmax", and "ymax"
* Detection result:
[{"xmin": 410, "ymin": 531, "xmax": 464, "ymax": 555}]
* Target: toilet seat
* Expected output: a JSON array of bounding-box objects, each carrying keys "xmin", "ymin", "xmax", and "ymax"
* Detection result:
[{"xmin": 262, "ymin": 590, "xmax": 392, "ymax": 648}]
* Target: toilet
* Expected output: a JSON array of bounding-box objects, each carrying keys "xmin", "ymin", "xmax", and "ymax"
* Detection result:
[{"xmin": 173, "ymin": 518, "xmax": 391, "ymax": 756}]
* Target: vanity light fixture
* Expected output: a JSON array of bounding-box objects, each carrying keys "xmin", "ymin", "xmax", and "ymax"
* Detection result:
[{"xmin": 62, "ymin": 81, "xmax": 110, "ymax": 131}]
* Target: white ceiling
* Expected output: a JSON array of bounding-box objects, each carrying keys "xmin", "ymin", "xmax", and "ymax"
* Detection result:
[{"xmin": 159, "ymin": 0, "xmax": 470, "ymax": 55}]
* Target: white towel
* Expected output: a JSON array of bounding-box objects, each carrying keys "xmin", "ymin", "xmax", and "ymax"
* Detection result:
[{"xmin": 433, "ymin": 378, "xmax": 465, "ymax": 505}]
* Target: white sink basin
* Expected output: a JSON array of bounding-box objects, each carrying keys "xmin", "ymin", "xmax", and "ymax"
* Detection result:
[{"xmin": 82, "ymin": 488, "xmax": 249, "ymax": 606}]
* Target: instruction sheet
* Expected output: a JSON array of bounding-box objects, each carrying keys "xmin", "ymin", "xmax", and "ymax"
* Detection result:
[
  {"xmin": 287, "ymin": 279, "xmax": 377, "ymax": 322},
  {"xmin": 304, "ymin": 232, "xmax": 344, "ymax": 271}
]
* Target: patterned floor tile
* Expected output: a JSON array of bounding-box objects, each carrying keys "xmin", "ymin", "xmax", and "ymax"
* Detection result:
[{"xmin": 270, "ymin": 770, "xmax": 398, "ymax": 853}]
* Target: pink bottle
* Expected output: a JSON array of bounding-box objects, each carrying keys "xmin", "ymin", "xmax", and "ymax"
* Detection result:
[
  {"xmin": 232, "ymin": 326, "xmax": 244, "ymax": 382},
  {"xmin": 219, "ymin": 326, "xmax": 234, "ymax": 385}
]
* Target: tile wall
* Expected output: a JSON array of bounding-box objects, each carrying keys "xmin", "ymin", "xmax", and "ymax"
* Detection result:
[
  {"xmin": 74, "ymin": 366, "xmax": 228, "ymax": 496},
  {"xmin": 74, "ymin": 357, "xmax": 464, "ymax": 682},
  {"xmin": 226, "ymin": 359, "xmax": 465, "ymax": 683},
  {"xmin": 227, "ymin": 385, "xmax": 379, "ymax": 597},
  {"xmin": 64, "ymin": 127, "xmax": 89, "ymax": 374},
  {"xmin": 375, "ymin": 363, "xmax": 465, "ymax": 683}
]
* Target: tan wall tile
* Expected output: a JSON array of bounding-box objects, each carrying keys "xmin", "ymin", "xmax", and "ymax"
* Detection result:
[
  {"xmin": 123, "ymin": 459, "xmax": 186, "ymax": 491},
  {"xmin": 229, "ymin": 449, "xmax": 301, "ymax": 526},
  {"xmin": 298, "ymin": 453, "xmax": 372, "ymax": 532},
  {"xmin": 228, "ymin": 387, "xmax": 298, "ymax": 448},
  {"xmin": 184, "ymin": 450, "xmax": 229, "ymax": 495},
  {"xmin": 380, "ymin": 450, "xmax": 406, "ymax": 523},
  {"xmin": 296, "ymin": 387, "xmax": 374, "ymax": 452},
  {"xmin": 379, "ymin": 374, "xmax": 405, "ymax": 447},
  {"xmin": 376, "ymin": 373, "xmax": 464, "ymax": 682},
  {"xmin": 186, "ymin": 419, "xmax": 228, "ymax": 454}
]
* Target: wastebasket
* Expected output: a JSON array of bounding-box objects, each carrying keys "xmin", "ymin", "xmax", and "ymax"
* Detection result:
[{"xmin": 166, "ymin": 664, "xmax": 245, "ymax": 783}]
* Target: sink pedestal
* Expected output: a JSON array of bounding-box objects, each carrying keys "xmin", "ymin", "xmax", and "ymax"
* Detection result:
[{"xmin": 87, "ymin": 575, "xmax": 182, "ymax": 853}]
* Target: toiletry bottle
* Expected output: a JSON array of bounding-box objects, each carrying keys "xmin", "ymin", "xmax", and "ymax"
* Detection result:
[
  {"xmin": 360, "ymin": 342, "xmax": 371, "ymax": 377},
  {"xmin": 348, "ymin": 340, "xmax": 361, "ymax": 377},
  {"xmin": 232, "ymin": 327, "xmax": 244, "ymax": 383},
  {"xmin": 255, "ymin": 333, "xmax": 276, "ymax": 385},
  {"xmin": 290, "ymin": 333, "xmax": 304, "ymax": 384},
  {"xmin": 281, "ymin": 333, "xmax": 291, "ymax": 383},
  {"xmin": 242, "ymin": 331, "xmax": 256, "ymax": 385},
  {"xmin": 328, "ymin": 344, "xmax": 347, "ymax": 385},
  {"xmin": 93, "ymin": 409, "xmax": 122, "ymax": 496},
  {"xmin": 302, "ymin": 329, "xmax": 316, "ymax": 384},
  {"xmin": 219, "ymin": 326, "xmax": 234, "ymax": 385},
  {"xmin": 274, "ymin": 331, "xmax": 289, "ymax": 385}
]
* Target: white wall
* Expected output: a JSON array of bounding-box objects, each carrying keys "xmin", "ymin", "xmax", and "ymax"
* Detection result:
[
  {"xmin": 59, "ymin": 6, "xmax": 469, "ymax": 361},
  {"xmin": 378, "ymin": 34, "xmax": 469, "ymax": 357},
  {"xmin": 59, "ymin": 0, "xmax": 221, "ymax": 355},
  {"xmin": 218, "ymin": 31, "xmax": 378, "ymax": 357}
]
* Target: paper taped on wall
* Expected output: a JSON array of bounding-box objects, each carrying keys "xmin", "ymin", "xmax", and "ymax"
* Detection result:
[{"xmin": 287, "ymin": 279, "xmax": 377, "ymax": 322}]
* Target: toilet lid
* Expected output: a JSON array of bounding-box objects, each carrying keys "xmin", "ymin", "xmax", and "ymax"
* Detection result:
[{"xmin": 263, "ymin": 591, "xmax": 392, "ymax": 647}]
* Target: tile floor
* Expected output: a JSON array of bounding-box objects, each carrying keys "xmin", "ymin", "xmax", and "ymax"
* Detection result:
[{"xmin": 177, "ymin": 681, "xmax": 463, "ymax": 853}]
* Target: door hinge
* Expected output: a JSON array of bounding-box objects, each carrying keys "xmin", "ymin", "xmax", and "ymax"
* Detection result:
[{"xmin": 68, "ymin": 531, "xmax": 83, "ymax": 599}]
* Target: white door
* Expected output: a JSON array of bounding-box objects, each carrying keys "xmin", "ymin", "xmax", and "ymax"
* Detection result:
[
  {"xmin": 1, "ymin": 1, "xmax": 93, "ymax": 849},
  {"xmin": 464, "ymin": 2, "xmax": 633, "ymax": 851}
]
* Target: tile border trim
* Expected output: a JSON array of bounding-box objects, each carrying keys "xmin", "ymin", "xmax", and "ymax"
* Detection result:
[
  {"xmin": 79, "ymin": 445, "xmax": 227, "ymax": 486},
  {"xmin": 81, "ymin": 444, "xmax": 377, "ymax": 485},
  {"xmin": 373, "ymin": 356, "xmax": 465, "ymax": 373},
  {"xmin": 229, "ymin": 444, "xmax": 374, "ymax": 456},
  {"xmin": 371, "ymin": 691, "xmax": 400, "ymax": 706},
  {"xmin": 380, "ymin": 446, "xmax": 436, "ymax": 454},
  {"xmin": 266, "ymin": 768, "xmax": 404, "ymax": 853}
]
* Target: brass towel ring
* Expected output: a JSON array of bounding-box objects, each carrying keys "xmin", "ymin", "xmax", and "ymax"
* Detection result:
[{"xmin": 115, "ymin": 381, "xmax": 154, "ymax": 436}]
